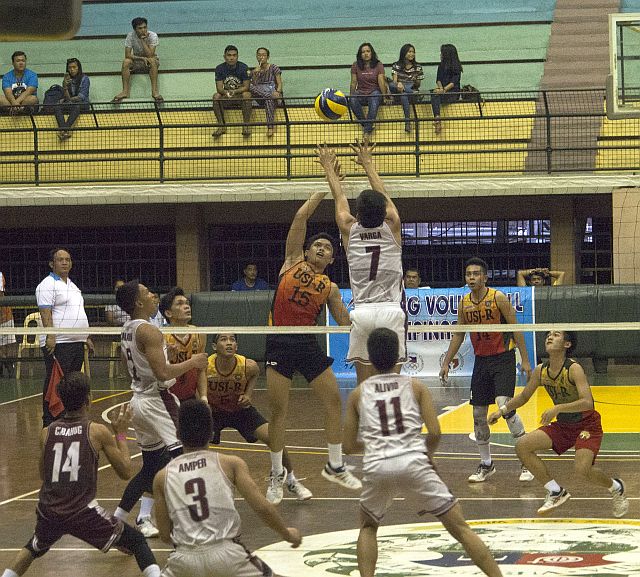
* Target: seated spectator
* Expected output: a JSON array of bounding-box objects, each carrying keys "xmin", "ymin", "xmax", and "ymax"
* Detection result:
[
  {"xmin": 212, "ymin": 45, "xmax": 252, "ymax": 138},
  {"xmin": 0, "ymin": 51, "xmax": 39, "ymax": 115},
  {"xmin": 430, "ymin": 44, "xmax": 463, "ymax": 134},
  {"xmin": 350, "ymin": 42, "xmax": 390, "ymax": 138},
  {"xmin": 517, "ymin": 267, "xmax": 565, "ymax": 287},
  {"xmin": 54, "ymin": 58, "xmax": 90, "ymax": 141},
  {"xmin": 250, "ymin": 47, "xmax": 283, "ymax": 138},
  {"xmin": 231, "ymin": 262, "xmax": 269, "ymax": 291},
  {"xmin": 105, "ymin": 279, "xmax": 131, "ymax": 325},
  {"xmin": 112, "ymin": 17, "xmax": 163, "ymax": 103},
  {"xmin": 149, "ymin": 291, "xmax": 165, "ymax": 327},
  {"xmin": 403, "ymin": 268, "xmax": 422, "ymax": 289},
  {"xmin": 388, "ymin": 44, "xmax": 424, "ymax": 133}
]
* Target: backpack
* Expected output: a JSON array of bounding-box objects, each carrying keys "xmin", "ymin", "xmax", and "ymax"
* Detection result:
[
  {"xmin": 460, "ymin": 84, "xmax": 481, "ymax": 103},
  {"xmin": 42, "ymin": 84, "xmax": 65, "ymax": 114}
]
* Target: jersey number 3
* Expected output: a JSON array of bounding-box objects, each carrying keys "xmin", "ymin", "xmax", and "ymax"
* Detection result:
[
  {"xmin": 375, "ymin": 397, "xmax": 405, "ymax": 436},
  {"xmin": 185, "ymin": 478, "xmax": 210, "ymax": 521}
]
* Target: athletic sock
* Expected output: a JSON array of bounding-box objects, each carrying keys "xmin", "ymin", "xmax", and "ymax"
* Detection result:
[
  {"xmin": 545, "ymin": 480, "xmax": 562, "ymax": 493},
  {"xmin": 2, "ymin": 569, "xmax": 19, "ymax": 577},
  {"xmin": 137, "ymin": 496, "xmax": 154, "ymax": 522},
  {"xmin": 328, "ymin": 443, "xmax": 344, "ymax": 469},
  {"xmin": 270, "ymin": 450, "xmax": 284, "ymax": 476},
  {"xmin": 142, "ymin": 564, "xmax": 161, "ymax": 577},
  {"xmin": 114, "ymin": 506, "xmax": 129, "ymax": 521},
  {"xmin": 478, "ymin": 444, "xmax": 492, "ymax": 466},
  {"xmin": 286, "ymin": 470, "xmax": 297, "ymax": 484},
  {"xmin": 609, "ymin": 479, "xmax": 622, "ymax": 493}
]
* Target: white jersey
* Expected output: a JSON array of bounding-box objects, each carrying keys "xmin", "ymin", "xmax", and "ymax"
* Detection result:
[
  {"xmin": 164, "ymin": 450, "xmax": 241, "ymax": 548},
  {"xmin": 121, "ymin": 318, "xmax": 175, "ymax": 394},
  {"xmin": 359, "ymin": 373, "xmax": 426, "ymax": 464},
  {"xmin": 347, "ymin": 221, "xmax": 403, "ymax": 304}
]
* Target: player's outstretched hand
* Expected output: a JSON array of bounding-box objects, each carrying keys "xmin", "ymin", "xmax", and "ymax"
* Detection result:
[
  {"xmin": 191, "ymin": 352, "xmax": 209, "ymax": 369},
  {"xmin": 487, "ymin": 410, "xmax": 502, "ymax": 425},
  {"xmin": 349, "ymin": 140, "xmax": 376, "ymax": 166},
  {"xmin": 286, "ymin": 527, "xmax": 302, "ymax": 548},
  {"xmin": 315, "ymin": 144, "xmax": 344, "ymax": 180},
  {"xmin": 110, "ymin": 403, "xmax": 132, "ymax": 435}
]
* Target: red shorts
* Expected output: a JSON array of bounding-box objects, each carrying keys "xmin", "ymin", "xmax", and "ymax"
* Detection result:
[
  {"xmin": 539, "ymin": 410, "xmax": 603, "ymax": 457},
  {"xmin": 29, "ymin": 502, "xmax": 123, "ymax": 554}
]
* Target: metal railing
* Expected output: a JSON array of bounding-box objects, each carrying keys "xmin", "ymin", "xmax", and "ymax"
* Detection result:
[{"xmin": 0, "ymin": 88, "xmax": 632, "ymax": 185}]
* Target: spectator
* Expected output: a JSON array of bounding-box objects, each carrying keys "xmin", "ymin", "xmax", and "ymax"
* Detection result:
[
  {"xmin": 36, "ymin": 248, "xmax": 93, "ymax": 427},
  {"xmin": 0, "ymin": 270, "xmax": 16, "ymax": 378},
  {"xmin": 430, "ymin": 44, "xmax": 463, "ymax": 134},
  {"xmin": 112, "ymin": 17, "xmax": 163, "ymax": 103},
  {"xmin": 149, "ymin": 291, "xmax": 165, "ymax": 327},
  {"xmin": 231, "ymin": 262, "xmax": 270, "ymax": 291},
  {"xmin": 517, "ymin": 267, "xmax": 565, "ymax": 287},
  {"xmin": 105, "ymin": 279, "xmax": 130, "ymax": 326},
  {"xmin": 250, "ymin": 47, "xmax": 283, "ymax": 138},
  {"xmin": 403, "ymin": 268, "xmax": 422, "ymax": 289},
  {"xmin": 54, "ymin": 58, "xmax": 90, "ymax": 142},
  {"xmin": 212, "ymin": 45, "xmax": 252, "ymax": 138},
  {"xmin": 388, "ymin": 43, "xmax": 424, "ymax": 133},
  {"xmin": 350, "ymin": 42, "xmax": 389, "ymax": 138},
  {"xmin": 0, "ymin": 51, "xmax": 39, "ymax": 115}
]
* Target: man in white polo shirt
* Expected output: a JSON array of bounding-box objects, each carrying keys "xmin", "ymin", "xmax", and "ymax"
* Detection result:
[{"xmin": 36, "ymin": 248, "xmax": 92, "ymax": 426}]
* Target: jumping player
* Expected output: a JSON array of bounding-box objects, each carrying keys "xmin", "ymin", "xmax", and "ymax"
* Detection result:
[
  {"xmin": 112, "ymin": 280, "xmax": 208, "ymax": 537},
  {"xmin": 201, "ymin": 333, "xmax": 312, "ymax": 504},
  {"xmin": 488, "ymin": 330, "xmax": 629, "ymax": 517},
  {"xmin": 343, "ymin": 328, "xmax": 504, "ymax": 577},
  {"xmin": 317, "ymin": 141, "xmax": 405, "ymax": 385},
  {"xmin": 153, "ymin": 399, "xmax": 302, "ymax": 577},
  {"xmin": 266, "ymin": 189, "xmax": 361, "ymax": 505},
  {"xmin": 440, "ymin": 257, "xmax": 534, "ymax": 483},
  {"xmin": 1, "ymin": 372, "xmax": 162, "ymax": 577}
]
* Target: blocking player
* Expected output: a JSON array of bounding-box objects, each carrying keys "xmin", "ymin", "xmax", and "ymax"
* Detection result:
[
  {"xmin": 488, "ymin": 330, "xmax": 629, "ymax": 517},
  {"xmin": 266, "ymin": 189, "xmax": 361, "ymax": 504},
  {"xmin": 343, "ymin": 328, "xmax": 504, "ymax": 577},
  {"xmin": 153, "ymin": 399, "xmax": 301, "ymax": 577},
  {"xmin": 201, "ymin": 333, "xmax": 312, "ymax": 504},
  {"xmin": 1, "ymin": 372, "xmax": 162, "ymax": 577},
  {"xmin": 439, "ymin": 257, "xmax": 534, "ymax": 483},
  {"xmin": 112, "ymin": 280, "xmax": 208, "ymax": 537},
  {"xmin": 159, "ymin": 287, "xmax": 205, "ymax": 402},
  {"xmin": 317, "ymin": 141, "xmax": 405, "ymax": 385}
]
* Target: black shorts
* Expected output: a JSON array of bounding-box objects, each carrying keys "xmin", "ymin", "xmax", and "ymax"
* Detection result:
[
  {"xmin": 265, "ymin": 335, "xmax": 333, "ymax": 382},
  {"xmin": 211, "ymin": 406, "xmax": 267, "ymax": 444},
  {"xmin": 469, "ymin": 350, "xmax": 516, "ymax": 406},
  {"xmin": 28, "ymin": 503, "xmax": 123, "ymax": 555}
]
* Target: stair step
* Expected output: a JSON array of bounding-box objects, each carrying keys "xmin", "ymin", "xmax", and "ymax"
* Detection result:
[{"xmin": 553, "ymin": 8, "xmax": 615, "ymax": 23}]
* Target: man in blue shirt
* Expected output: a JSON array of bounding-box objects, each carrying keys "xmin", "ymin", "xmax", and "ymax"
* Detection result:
[
  {"xmin": 1, "ymin": 51, "xmax": 39, "ymax": 114},
  {"xmin": 212, "ymin": 45, "xmax": 252, "ymax": 138},
  {"xmin": 231, "ymin": 262, "xmax": 270, "ymax": 291}
]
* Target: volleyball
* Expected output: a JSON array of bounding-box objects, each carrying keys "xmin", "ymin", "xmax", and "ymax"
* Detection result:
[{"xmin": 314, "ymin": 88, "xmax": 348, "ymax": 121}]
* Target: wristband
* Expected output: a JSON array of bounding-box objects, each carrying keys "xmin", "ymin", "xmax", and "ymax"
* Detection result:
[{"xmin": 116, "ymin": 433, "xmax": 127, "ymax": 442}]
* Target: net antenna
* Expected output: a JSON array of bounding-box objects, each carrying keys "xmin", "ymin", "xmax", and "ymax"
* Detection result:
[{"xmin": 607, "ymin": 13, "xmax": 640, "ymax": 119}]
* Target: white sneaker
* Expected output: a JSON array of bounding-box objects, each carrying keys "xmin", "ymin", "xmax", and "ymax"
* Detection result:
[
  {"xmin": 136, "ymin": 516, "xmax": 159, "ymax": 538},
  {"xmin": 321, "ymin": 463, "xmax": 362, "ymax": 490},
  {"xmin": 519, "ymin": 465, "xmax": 535, "ymax": 482},
  {"xmin": 266, "ymin": 467, "xmax": 287, "ymax": 505},
  {"xmin": 537, "ymin": 489, "xmax": 570, "ymax": 515},
  {"xmin": 611, "ymin": 478, "xmax": 629, "ymax": 518},
  {"xmin": 468, "ymin": 462, "xmax": 495, "ymax": 483},
  {"xmin": 287, "ymin": 478, "xmax": 313, "ymax": 501}
]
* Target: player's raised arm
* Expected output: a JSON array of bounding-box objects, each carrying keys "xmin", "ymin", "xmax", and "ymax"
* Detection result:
[
  {"xmin": 316, "ymin": 145, "xmax": 355, "ymax": 245},
  {"xmin": 282, "ymin": 190, "xmax": 329, "ymax": 272},
  {"xmin": 327, "ymin": 282, "xmax": 351, "ymax": 326},
  {"xmin": 93, "ymin": 403, "xmax": 134, "ymax": 479}
]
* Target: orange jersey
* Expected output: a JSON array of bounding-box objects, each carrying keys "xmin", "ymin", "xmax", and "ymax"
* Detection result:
[
  {"xmin": 461, "ymin": 288, "xmax": 515, "ymax": 357},
  {"xmin": 165, "ymin": 331, "xmax": 204, "ymax": 400},
  {"xmin": 206, "ymin": 353, "xmax": 248, "ymax": 412},
  {"xmin": 269, "ymin": 260, "xmax": 332, "ymax": 326}
]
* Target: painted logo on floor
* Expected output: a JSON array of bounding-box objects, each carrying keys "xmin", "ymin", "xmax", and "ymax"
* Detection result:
[{"xmin": 256, "ymin": 519, "xmax": 640, "ymax": 576}]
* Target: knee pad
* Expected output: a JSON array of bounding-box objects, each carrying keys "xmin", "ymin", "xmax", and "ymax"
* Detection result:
[
  {"xmin": 25, "ymin": 537, "xmax": 49, "ymax": 559},
  {"xmin": 495, "ymin": 395, "xmax": 517, "ymax": 420},
  {"xmin": 472, "ymin": 405, "xmax": 490, "ymax": 444},
  {"xmin": 116, "ymin": 523, "xmax": 156, "ymax": 570}
]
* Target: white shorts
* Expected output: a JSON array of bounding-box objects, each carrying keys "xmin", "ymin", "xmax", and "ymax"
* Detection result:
[
  {"xmin": 360, "ymin": 453, "xmax": 457, "ymax": 523},
  {"xmin": 162, "ymin": 539, "xmax": 273, "ymax": 577},
  {"xmin": 129, "ymin": 393, "xmax": 181, "ymax": 452},
  {"xmin": 347, "ymin": 302, "xmax": 406, "ymax": 364}
]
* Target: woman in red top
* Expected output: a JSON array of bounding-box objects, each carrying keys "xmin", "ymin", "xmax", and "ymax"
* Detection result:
[{"xmin": 349, "ymin": 43, "xmax": 390, "ymax": 137}]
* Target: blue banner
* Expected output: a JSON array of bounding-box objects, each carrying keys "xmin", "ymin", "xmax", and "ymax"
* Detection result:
[{"xmin": 328, "ymin": 287, "xmax": 536, "ymax": 379}]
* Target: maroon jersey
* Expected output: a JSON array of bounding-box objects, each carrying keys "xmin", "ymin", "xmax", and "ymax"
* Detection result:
[{"xmin": 38, "ymin": 416, "xmax": 98, "ymax": 519}]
